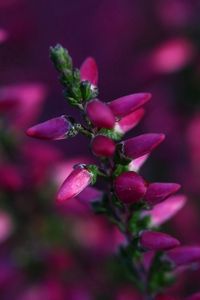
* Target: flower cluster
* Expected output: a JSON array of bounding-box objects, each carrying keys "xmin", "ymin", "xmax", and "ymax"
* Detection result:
[{"xmin": 26, "ymin": 45, "xmax": 200, "ymax": 299}]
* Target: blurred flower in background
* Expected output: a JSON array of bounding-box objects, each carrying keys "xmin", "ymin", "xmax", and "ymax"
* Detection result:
[{"xmin": 0, "ymin": 0, "xmax": 200, "ymax": 299}]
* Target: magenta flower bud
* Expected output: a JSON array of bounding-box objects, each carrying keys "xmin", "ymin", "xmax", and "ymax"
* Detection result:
[
  {"xmin": 86, "ymin": 99, "xmax": 115, "ymax": 129},
  {"xmin": 186, "ymin": 293, "xmax": 200, "ymax": 300},
  {"xmin": 140, "ymin": 230, "xmax": 180, "ymax": 251},
  {"xmin": 26, "ymin": 115, "xmax": 71, "ymax": 140},
  {"xmin": 145, "ymin": 183, "xmax": 181, "ymax": 205},
  {"xmin": 148, "ymin": 195, "xmax": 187, "ymax": 226},
  {"xmin": 114, "ymin": 171, "xmax": 147, "ymax": 204},
  {"xmin": 56, "ymin": 166, "xmax": 92, "ymax": 203},
  {"xmin": 166, "ymin": 246, "xmax": 200, "ymax": 267},
  {"xmin": 108, "ymin": 93, "xmax": 151, "ymax": 117},
  {"xmin": 80, "ymin": 57, "xmax": 98, "ymax": 85},
  {"xmin": 128, "ymin": 154, "xmax": 149, "ymax": 172},
  {"xmin": 121, "ymin": 133, "xmax": 165, "ymax": 160},
  {"xmin": 91, "ymin": 135, "xmax": 116, "ymax": 157},
  {"xmin": 115, "ymin": 108, "xmax": 145, "ymax": 134}
]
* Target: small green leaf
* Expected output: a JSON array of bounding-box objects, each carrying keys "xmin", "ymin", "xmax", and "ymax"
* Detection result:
[
  {"xmin": 99, "ymin": 128, "xmax": 123, "ymax": 141},
  {"xmin": 113, "ymin": 164, "xmax": 129, "ymax": 177},
  {"xmin": 85, "ymin": 164, "xmax": 99, "ymax": 184}
]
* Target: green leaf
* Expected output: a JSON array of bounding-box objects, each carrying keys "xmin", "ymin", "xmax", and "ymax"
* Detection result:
[
  {"xmin": 80, "ymin": 81, "xmax": 99, "ymax": 102},
  {"xmin": 113, "ymin": 164, "xmax": 129, "ymax": 177},
  {"xmin": 147, "ymin": 252, "xmax": 174, "ymax": 294},
  {"xmin": 85, "ymin": 164, "xmax": 99, "ymax": 184},
  {"xmin": 99, "ymin": 128, "xmax": 123, "ymax": 141}
]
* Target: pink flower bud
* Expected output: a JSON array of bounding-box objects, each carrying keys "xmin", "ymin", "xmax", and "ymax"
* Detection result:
[
  {"xmin": 115, "ymin": 108, "xmax": 145, "ymax": 134},
  {"xmin": 128, "ymin": 154, "xmax": 149, "ymax": 172},
  {"xmin": 166, "ymin": 246, "xmax": 200, "ymax": 267},
  {"xmin": 80, "ymin": 57, "xmax": 98, "ymax": 85},
  {"xmin": 108, "ymin": 93, "xmax": 151, "ymax": 117},
  {"xmin": 148, "ymin": 194, "xmax": 187, "ymax": 226},
  {"xmin": 114, "ymin": 171, "xmax": 147, "ymax": 204},
  {"xmin": 56, "ymin": 166, "xmax": 92, "ymax": 203},
  {"xmin": 86, "ymin": 99, "xmax": 115, "ymax": 129},
  {"xmin": 186, "ymin": 293, "xmax": 200, "ymax": 300},
  {"xmin": 140, "ymin": 230, "xmax": 180, "ymax": 251},
  {"xmin": 122, "ymin": 133, "xmax": 165, "ymax": 160},
  {"xmin": 145, "ymin": 183, "xmax": 181, "ymax": 205},
  {"xmin": 91, "ymin": 135, "xmax": 115, "ymax": 157},
  {"xmin": 26, "ymin": 115, "xmax": 71, "ymax": 140}
]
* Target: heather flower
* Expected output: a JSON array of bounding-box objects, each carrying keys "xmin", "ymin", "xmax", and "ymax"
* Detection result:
[
  {"xmin": 86, "ymin": 99, "xmax": 115, "ymax": 129},
  {"xmin": 23, "ymin": 46, "xmax": 193, "ymax": 298},
  {"xmin": 26, "ymin": 115, "xmax": 72, "ymax": 140},
  {"xmin": 114, "ymin": 108, "xmax": 145, "ymax": 134},
  {"xmin": 120, "ymin": 133, "xmax": 165, "ymax": 160},
  {"xmin": 108, "ymin": 93, "xmax": 151, "ymax": 117},
  {"xmin": 114, "ymin": 171, "xmax": 147, "ymax": 204},
  {"xmin": 140, "ymin": 230, "xmax": 180, "ymax": 251},
  {"xmin": 147, "ymin": 194, "xmax": 187, "ymax": 226},
  {"xmin": 165, "ymin": 246, "xmax": 200, "ymax": 267},
  {"xmin": 80, "ymin": 57, "xmax": 98, "ymax": 86},
  {"xmin": 56, "ymin": 166, "xmax": 93, "ymax": 203},
  {"xmin": 144, "ymin": 182, "xmax": 181, "ymax": 205},
  {"xmin": 91, "ymin": 135, "xmax": 116, "ymax": 157}
]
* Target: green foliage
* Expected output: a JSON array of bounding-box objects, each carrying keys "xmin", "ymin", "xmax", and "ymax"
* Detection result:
[
  {"xmin": 112, "ymin": 164, "xmax": 129, "ymax": 177},
  {"xmin": 147, "ymin": 252, "xmax": 175, "ymax": 295},
  {"xmin": 85, "ymin": 164, "xmax": 99, "ymax": 184},
  {"xmin": 99, "ymin": 128, "xmax": 123, "ymax": 141},
  {"xmin": 129, "ymin": 212, "xmax": 151, "ymax": 234},
  {"xmin": 50, "ymin": 45, "xmax": 98, "ymax": 107}
]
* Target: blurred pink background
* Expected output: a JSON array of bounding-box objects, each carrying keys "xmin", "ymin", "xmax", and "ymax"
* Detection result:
[{"xmin": 1, "ymin": 0, "xmax": 200, "ymax": 299}]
